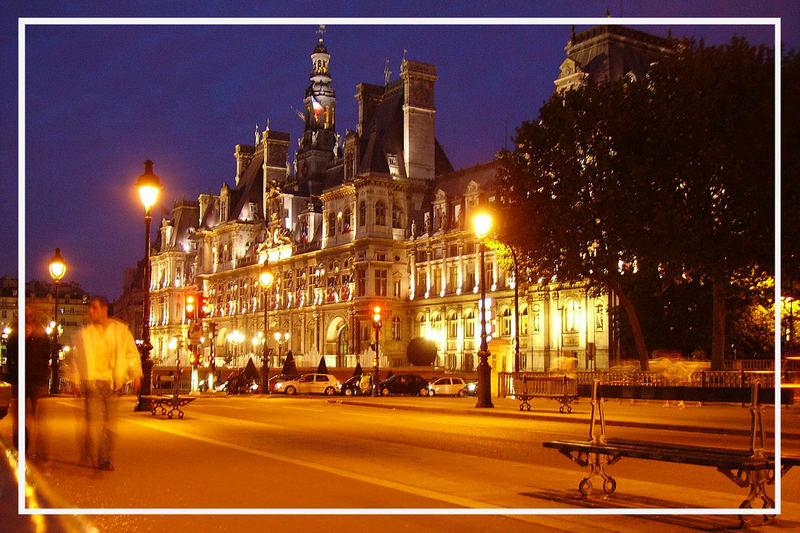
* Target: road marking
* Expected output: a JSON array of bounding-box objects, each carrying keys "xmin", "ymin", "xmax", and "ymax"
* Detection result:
[{"xmin": 127, "ymin": 417, "xmax": 499, "ymax": 509}]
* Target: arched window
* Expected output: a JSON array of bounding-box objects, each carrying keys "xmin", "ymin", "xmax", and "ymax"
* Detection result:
[
  {"xmin": 343, "ymin": 208, "xmax": 352, "ymax": 233},
  {"xmin": 520, "ymin": 306, "xmax": 529, "ymax": 335},
  {"xmin": 392, "ymin": 204, "xmax": 402, "ymax": 229},
  {"xmin": 562, "ymin": 299, "xmax": 580, "ymax": 333},
  {"xmin": 358, "ymin": 201, "xmax": 366, "ymax": 227},
  {"xmin": 464, "ymin": 309, "xmax": 475, "ymax": 339},
  {"xmin": 501, "ymin": 307, "xmax": 512, "ymax": 336},
  {"xmin": 532, "ymin": 304, "xmax": 541, "ymax": 333},
  {"xmin": 447, "ymin": 311, "xmax": 459, "ymax": 338},
  {"xmin": 327, "ymin": 211, "xmax": 335, "ymax": 237},
  {"xmin": 431, "ymin": 313, "xmax": 442, "ymax": 334},
  {"xmin": 376, "ymin": 201, "xmax": 386, "ymax": 226},
  {"xmin": 417, "ymin": 313, "xmax": 427, "ymax": 337}
]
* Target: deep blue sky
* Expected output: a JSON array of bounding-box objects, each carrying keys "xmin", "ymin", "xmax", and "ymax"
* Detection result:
[{"xmin": 1, "ymin": 2, "xmax": 798, "ymax": 300}]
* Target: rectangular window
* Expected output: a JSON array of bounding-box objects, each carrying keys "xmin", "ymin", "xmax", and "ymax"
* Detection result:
[
  {"xmin": 393, "ymin": 279, "xmax": 401, "ymax": 298},
  {"xmin": 449, "ymin": 244, "xmax": 458, "ymax": 257},
  {"xmin": 356, "ymin": 270, "xmax": 366, "ymax": 297},
  {"xmin": 432, "ymin": 268, "xmax": 441, "ymax": 295},
  {"xmin": 392, "ymin": 318, "xmax": 402, "ymax": 341},
  {"xmin": 448, "ymin": 265, "xmax": 458, "ymax": 293},
  {"xmin": 375, "ymin": 269, "xmax": 387, "ymax": 296}
]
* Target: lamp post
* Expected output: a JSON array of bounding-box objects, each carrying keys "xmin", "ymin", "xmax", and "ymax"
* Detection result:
[
  {"xmin": 473, "ymin": 212, "xmax": 494, "ymax": 408},
  {"xmin": 48, "ymin": 248, "xmax": 67, "ymax": 394},
  {"xmin": 228, "ymin": 330, "xmax": 244, "ymax": 368},
  {"xmin": 372, "ymin": 306, "xmax": 382, "ymax": 395},
  {"xmin": 259, "ymin": 264, "xmax": 275, "ymax": 393},
  {"xmin": 273, "ymin": 331, "xmax": 290, "ymax": 366},
  {"xmin": 135, "ymin": 160, "xmax": 162, "ymax": 412},
  {"xmin": 508, "ymin": 246, "xmax": 520, "ymax": 374}
]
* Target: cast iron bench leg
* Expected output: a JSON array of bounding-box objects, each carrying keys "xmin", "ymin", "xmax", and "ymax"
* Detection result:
[
  {"xmin": 718, "ymin": 467, "xmax": 775, "ymax": 526},
  {"xmin": 556, "ymin": 449, "xmax": 619, "ymax": 497}
]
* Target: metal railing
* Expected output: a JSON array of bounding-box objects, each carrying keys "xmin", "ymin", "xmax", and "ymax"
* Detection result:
[{"xmin": 498, "ymin": 370, "xmax": 779, "ymax": 398}]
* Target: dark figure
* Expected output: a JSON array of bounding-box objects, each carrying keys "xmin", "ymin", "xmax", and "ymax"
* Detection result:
[{"xmin": 6, "ymin": 309, "xmax": 52, "ymax": 460}]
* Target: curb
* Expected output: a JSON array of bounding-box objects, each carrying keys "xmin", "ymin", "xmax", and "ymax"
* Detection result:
[{"xmin": 328, "ymin": 399, "xmax": 800, "ymax": 441}]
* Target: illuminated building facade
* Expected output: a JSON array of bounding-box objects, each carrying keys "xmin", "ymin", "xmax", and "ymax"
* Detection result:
[{"xmin": 146, "ymin": 26, "xmax": 671, "ymax": 372}]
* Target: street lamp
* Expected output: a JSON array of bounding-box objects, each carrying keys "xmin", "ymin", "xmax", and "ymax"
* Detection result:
[
  {"xmin": 135, "ymin": 160, "xmax": 162, "ymax": 412},
  {"xmin": 259, "ymin": 264, "xmax": 275, "ymax": 393},
  {"xmin": 473, "ymin": 212, "xmax": 494, "ymax": 408},
  {"xmin": 228, "ymin": 330, "xmax": 244, "ymax": 368},
  {"xmin": 273, "ymin": 331, "xmax": 290, "ymax": 363},
  {"xmin": 48, "ymin": 247, "xmax": 67, "ymax": 394}
]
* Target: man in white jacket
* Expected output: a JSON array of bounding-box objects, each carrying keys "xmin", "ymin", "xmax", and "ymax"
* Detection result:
[{"xmin": 72, "ymin": 296, "xmax": 142, "ymax": 470}]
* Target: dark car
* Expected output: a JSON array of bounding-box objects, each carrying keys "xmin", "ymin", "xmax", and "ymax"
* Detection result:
[
  {"xmin": 340, "ymin": 374, "xmax": 373, "ymax": 396},
  {"xmin": 378, "ymin": 374, "xmax": 429, "ymax": 396}
]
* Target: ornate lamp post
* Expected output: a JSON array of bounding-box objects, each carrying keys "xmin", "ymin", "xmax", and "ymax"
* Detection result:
[
  {"xmin": 48, "ymin": 248, "xmax": 67, "ymax": 394},
  {"xmin": 259, "ymin": 264, "xmax": 275, "ymax": 393},
  {"xmin": 135, "ymin": 160, "xmax": 162, "ymax": 412},
  {"xmin": 473, "ymin": 212, "xmax": 494, "ymax": 408},
  {"xmin": 372, "ymin": 306, "xmax": 382, "ymax": 395}
]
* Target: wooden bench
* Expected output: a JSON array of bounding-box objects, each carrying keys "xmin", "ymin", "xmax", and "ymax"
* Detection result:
[
  {"xmin": 512, "ymin": 373, "xmax": 578, "ymax": 413},
  {"xmin": 542, "ymin": 380, "xmax": 800, "ymax": 524},
  {"xmin": 141, "ymin": 394, "xmax": 195, "ymax": 419}
]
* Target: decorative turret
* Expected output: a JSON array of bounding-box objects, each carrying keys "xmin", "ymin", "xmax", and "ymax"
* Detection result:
[{"xmin": 296, "ymin": 29, "xmax": 339, "ymax": 193}]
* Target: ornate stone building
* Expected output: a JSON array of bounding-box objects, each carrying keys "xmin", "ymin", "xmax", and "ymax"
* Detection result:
[{"xmin": 144, "ymin": 26, "xmax": 671, "ymax": 373}]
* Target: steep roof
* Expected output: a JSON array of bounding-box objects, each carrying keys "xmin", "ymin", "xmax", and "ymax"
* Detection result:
[{"xmin": 228, "ymin": 150, "xmax": 265, "ymax": 221}]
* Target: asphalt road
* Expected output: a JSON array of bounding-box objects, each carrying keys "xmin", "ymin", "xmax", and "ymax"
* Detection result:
[{"xmin": 2, "ymin": 395, "xmax": 799, "ymax": 532}]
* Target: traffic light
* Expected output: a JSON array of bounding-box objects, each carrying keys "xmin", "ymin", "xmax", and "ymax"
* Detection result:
[
  {"xmin": 372, "ymin": 306, "xmax": 382, "ymax": 329},
  {"xmin": 189, "ymin": 353, "xmax": 196, "ymax": 365},
  {"xmin": 199, "ymin": 295, "xmax": 210, "ymax": 318},
  {"xmin": 185, "ymin": 294, "xmax": 196, "ymax": 319}
]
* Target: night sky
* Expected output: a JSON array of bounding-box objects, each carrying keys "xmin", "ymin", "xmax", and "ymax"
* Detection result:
[{"xmin": 1, "ymin": 2, "xmax": 798, "ymax": 301}]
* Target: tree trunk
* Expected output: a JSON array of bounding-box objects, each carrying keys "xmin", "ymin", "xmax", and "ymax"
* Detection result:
[
  {"xmin": 711, "ymin": 273, "xmax": 727, "ymax": 371},
  {"xmin": 607, "ymin": 281, "xmax": 649, "ymax": 371}
]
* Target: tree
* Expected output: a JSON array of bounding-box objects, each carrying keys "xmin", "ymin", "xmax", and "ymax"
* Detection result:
[
  {"xmin": 782, "ymin": 50, "xmax": 800, "ymax": 349},
  {"xmin": 406, "ymin": 337, "xmax": 437, "ymax": 366},
  {"xmin": 643, "ymin": 38, "xmax": 774, "ymax": 369},
  {"xmin": 496, "ymin": 37, "xmax": 774, "ymax": 370}
]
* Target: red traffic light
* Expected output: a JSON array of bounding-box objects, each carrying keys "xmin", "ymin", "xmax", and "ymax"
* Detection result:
[
  {"xmin": 372, "ymin": 305, "xmax": 382, "ymax": 328},
  {"xmin": 198, "ymin": 294, "xmax": 210, "ymax": 318},
  {"xmin": 185, "ymin": 294, "xmax": 195, "ymax": 314}
]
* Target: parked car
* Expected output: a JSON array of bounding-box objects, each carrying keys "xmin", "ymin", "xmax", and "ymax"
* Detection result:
[
  {"xmin": 428, "ymin": 376, "xmax": 468, "ymax": 396},
  {"xmin": 340, "ymin": 374, "xmax": 373, "ymax": 396},
  {"xmin": 268, "ymin": 373, "xmax": 298, "ymax": 393},
  {"xmin": 0, "ymin": 379, "xmax": 11, "ymax": 419},
  {"xmin": 275, "ymin": 373, "xmax": 340, "ymax": 396},
  {"xmin": 378, "ymin": 374, "xmax": 429, "ymax": 396}
]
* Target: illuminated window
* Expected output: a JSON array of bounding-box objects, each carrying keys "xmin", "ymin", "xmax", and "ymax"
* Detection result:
[
  {"xmin": 327, "ymin": 212, "xmax": 335, "ymax": 237},
  {"xmin": 447, "ymin": 312, "xmax": 458, "ymax": 338},
  {"xmin": 501, "ymin": 307, "xmax": 512, "ymax": 336},
  {"xmin": 417, "ymin": 314, "xmax": 427, "ymax": 337},
  {"xmin": 343, "ymin": 208, "xmax": 352, "ymax": 233},
  {"xmin": 562, "ymin": 299, "xmax": 580, "ymax": 333},
  {"xmin": 431, "ymin": 313, "xmax": 442, "ymax": 335},
  {"xmin": 520, "ymin": 306, "xmax": 529, "ymax": 335},
  {"xmin": 464, "ymin": 309, "xmax": 475, "ymax": 339},
  {"xmin": 375, "ymin": 269, "xmax": 387, "ymax": 296}
]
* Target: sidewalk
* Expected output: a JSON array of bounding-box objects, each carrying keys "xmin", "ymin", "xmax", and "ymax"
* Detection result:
[{"xmin": 329, "ymin": 394, "xmax": 800, "ymax": 441}]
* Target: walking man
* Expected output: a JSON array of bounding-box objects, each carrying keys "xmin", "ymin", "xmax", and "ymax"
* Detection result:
[{"xmin": 72, "ymin": 296, "xmax": 142, "ymax": 470}]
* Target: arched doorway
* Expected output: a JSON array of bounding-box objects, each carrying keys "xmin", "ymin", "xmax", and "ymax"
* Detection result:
[{"xmin": 336, "ymin": 326, "xmax": 348, "ymax": 368}]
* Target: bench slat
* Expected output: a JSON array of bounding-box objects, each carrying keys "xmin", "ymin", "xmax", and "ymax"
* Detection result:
[{"xmin": 542, "ymin": 440, "xmax": 787, "ymax": 469}]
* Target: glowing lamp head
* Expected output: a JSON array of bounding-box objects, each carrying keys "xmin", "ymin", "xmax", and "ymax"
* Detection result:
[
  {"xmin": 259, "ymin": 266, "xmax": 275, "ymax": 289},
  {"xmin": 48, "ymin": 248, "xmax": 67, "ymax": 281},
  {"xmin": 472, "ymin": 212, "xmax": 492, "ymax": 239},
  {"xmin": 185, "ymin": 295, "xmax": 195, "ymax": 313},
  {"xmin": 136, "ymin": 160, "xmax": 162, "ymax": 211}
]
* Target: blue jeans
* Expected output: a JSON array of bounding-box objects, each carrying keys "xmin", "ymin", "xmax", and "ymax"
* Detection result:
[{"xmin": 81, "ymin": 381, "xmax": 118, "ymax": 467}]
